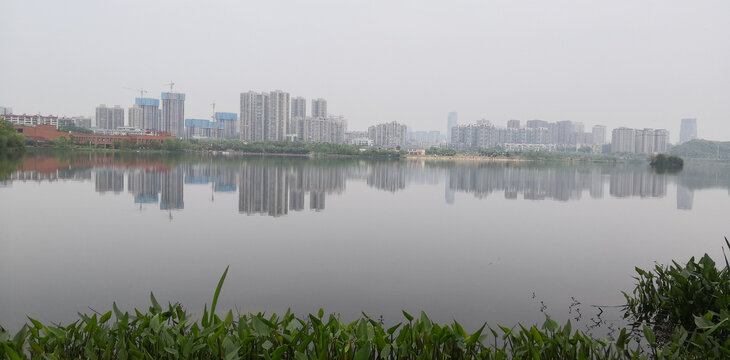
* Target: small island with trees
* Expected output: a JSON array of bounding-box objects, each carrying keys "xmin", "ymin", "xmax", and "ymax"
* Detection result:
[{"xmin": 649, "ymin": 153, "xmax": 684, "ymax": 172}]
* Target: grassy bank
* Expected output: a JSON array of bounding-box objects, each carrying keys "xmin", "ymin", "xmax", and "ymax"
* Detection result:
[{"xmin": 2, "ymin": 239, "xmax": 728, "ymax": 359}]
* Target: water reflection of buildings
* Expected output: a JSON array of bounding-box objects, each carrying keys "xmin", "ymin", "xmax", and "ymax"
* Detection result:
[
  {"xmin": 608, "ymin": 170, "xmax": 666, "ymax": 198},
  {"xmin": 367, "ymin": 163, "xmax": 406, "ymax": 192},
  {"xmin": 95, "ymin": 168, "xmax": 124, "ymax": 194},
  {"xmin": 128, "ymin": 169, "xmax": 160, "ymax": 204},
  {"xmin": 676, "ymin": 185, "xmax": 694, "ymax": 210},
  {"xmin": 238, "ymin": 165, "xmax": 288, "ymax": 217},
  {"xmin": 446, "ymin": 165, "xmax": 666, "ymax": 201},
  {"xmin": 237, "ymin": 164, "xmax": 347, "ymax": 216},
  {"xmin": 160, "ymin": 167, "xmax": 184, "ymax": 210},
  {"xmin": 12, "ymin": 155, "xmax": 729, "ymax": 218}
]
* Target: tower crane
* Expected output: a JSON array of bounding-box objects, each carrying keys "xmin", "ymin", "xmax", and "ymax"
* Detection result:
[
  {"xmin": 123, "ymin": 87, "xmax": 148, "ymax": 99},
  {"xmin": 164, "ymin": 81, "xmax": 175, "ymax": 92}
]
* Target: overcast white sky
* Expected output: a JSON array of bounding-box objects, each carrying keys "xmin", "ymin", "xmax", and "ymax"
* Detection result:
[{"xmin": 1, "ymin": 0, "xmax": 728, "ymax": 141}]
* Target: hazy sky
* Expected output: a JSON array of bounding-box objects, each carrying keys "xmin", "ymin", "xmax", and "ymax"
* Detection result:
[{"xmin": 1, "ymin": 0, "xmax": 728, "ymax": 141}]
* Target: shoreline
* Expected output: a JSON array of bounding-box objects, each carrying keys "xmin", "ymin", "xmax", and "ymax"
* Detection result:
[{"xmin": 404, "ymin": 155, "xmax": 530, "ymax": 162}]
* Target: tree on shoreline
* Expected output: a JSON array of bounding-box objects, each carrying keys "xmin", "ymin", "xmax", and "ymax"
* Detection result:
[{"xmin": 0, "ymin": 118, "xmax": 25, "ymax": 152}]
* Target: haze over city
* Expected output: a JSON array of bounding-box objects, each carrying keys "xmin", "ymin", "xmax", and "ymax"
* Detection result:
[{"xmin": 1, "ymin": 0, "xmax": 729, "ymax": 141}]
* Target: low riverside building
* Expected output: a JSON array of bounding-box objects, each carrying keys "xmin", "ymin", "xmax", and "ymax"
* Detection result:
[{"xmin": 4, "ymin": 114, "xmax": 60, "ymax": 127}]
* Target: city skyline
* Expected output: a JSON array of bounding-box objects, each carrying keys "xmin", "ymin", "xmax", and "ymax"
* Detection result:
[{"xmin": 1, "ymin": 1, "xmax": 728, "ymax": 142}]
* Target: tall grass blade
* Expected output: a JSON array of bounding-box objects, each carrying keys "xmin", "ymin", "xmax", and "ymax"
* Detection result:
[{"xmin": 210, "ymin": 265, "xmax": 229, "ymax": 324}]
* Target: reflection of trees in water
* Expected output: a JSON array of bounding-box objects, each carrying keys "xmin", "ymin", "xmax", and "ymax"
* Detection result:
[{"xmin": 675, "ymin": 162, "xmax": 730, "ymax": 192}]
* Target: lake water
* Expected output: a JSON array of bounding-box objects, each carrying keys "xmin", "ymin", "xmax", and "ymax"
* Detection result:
[{"xmin": 1, "ymin": 151, "xmax": 729, "ymax": 336}]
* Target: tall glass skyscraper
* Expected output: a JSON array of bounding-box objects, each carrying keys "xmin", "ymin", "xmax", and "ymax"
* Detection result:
[
  {"xmin": 447, "ymin": 112, "xmax": 458, "ymax": 143},
  {"xmin": 679, "ymin": 118, "xmax": 697, "ymax": 144}
]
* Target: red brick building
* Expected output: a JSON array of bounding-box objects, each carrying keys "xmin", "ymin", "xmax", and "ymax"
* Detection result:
[
  {"xmin": 72, "ymin": 132, "xmax": 169, "ymax": 147},
  {"xmin": 13, "ymin": 124, "xmax": 69, "ymax": 142}
]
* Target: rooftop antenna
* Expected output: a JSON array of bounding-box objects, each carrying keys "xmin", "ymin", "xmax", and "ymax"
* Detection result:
[{"xmin": 164, "ymin": 81, "xmax": 175, "ymax": 92}]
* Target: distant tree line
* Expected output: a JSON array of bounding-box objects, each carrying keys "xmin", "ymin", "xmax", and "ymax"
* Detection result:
[
  {"xmin": 58, "ymin": 125, "xmax": 93, "ymax": 134},
  {"xmin": 425, "ymin": 147, "xmax": 456, "ymax": 156},
  {"xmin": 669, "ymin": 139, "xmax": 730, "ymax": 160}
]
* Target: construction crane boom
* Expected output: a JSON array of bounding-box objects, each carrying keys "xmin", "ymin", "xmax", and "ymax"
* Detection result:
[
  {"xmin": 123, "ymin": 87, "xmax": 148, "ymax": 99},
  {"xmin": 164, "ymin": 81, "xmax": 175, "ymax": 92}
]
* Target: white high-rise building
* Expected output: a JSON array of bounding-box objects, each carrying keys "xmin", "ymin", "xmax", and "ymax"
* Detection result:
[
  {"xmin": 161, "ymin": 93, "xmax": 185, "ymax": 137},
  {"xmin": 268, "ymin": 90, "xmax": 290, "ymax": 141},
  {"xmin": 291, "ymin": 97, "xmax": 306, "ymax": 119},
  {"xmin": 635, "ymin": 129, "xmax": 656, "ymax": 154},
  {"xmin": 96, "ymin": 104, "xmax": 124, "ymax": 129},
  {"xmin": 611, "ymin": 127, "xmax": 636, "ymax": 153},
  {"xmin": 592, "ymin": 125, "xmax": 606, "ymax": 145},
  {"xmin": 368, "ymin": 121, "xmax": 407, "ymax": 148},
  {"xmin": 131, "ymin": 98, "xmax": 160, "ymax": 130},
  {"xmin": 240, "ymin": 90, "xmax": 289, "ymax": 141},
  {"xmin": 311, "ymin": 98, "xmax": 327, "ymax": 118},
  {"xmin": 240, "ymin": 91, "xmax": 268, "ymax": 141},
  {"xmin": 295, "ymin": 115, "xmax": 346, "ymax": 144},
  {"xmin": 611, "ymin": 127, "xmax": 669, "ymax": 153},
  {"xmin": 128, "ymin": 105, "xmax": 143, "ymax": 129}
]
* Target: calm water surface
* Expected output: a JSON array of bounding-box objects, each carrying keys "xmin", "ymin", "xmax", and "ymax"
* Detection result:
[{"xmin": 1, "ymin": 151, "xmax": 729, "ymax": 335}]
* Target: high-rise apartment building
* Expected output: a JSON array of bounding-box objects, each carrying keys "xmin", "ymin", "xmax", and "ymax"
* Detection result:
[
  {"xmin": 291, "ymin": 97, "xmax": 306, "ymax": 119},
  {"xmin": 240, "ymin": 90, "xmax": 289, "ymax": 141},
  {"xmin": 368, "ymin": 121, "xmax": 407, "ymax": 148},
  {"xmin": 592, "ymin": 125, "xmax": 606, "ymax": 145},
  {"xmin": 554, "ymin": 121, "xmax": 574, "ymax": 145},
  {"xmin": 295, "ymin": 115, "xmax": 346, "ymax": 144},
  {"xmin": 161, "ymin": 93, "xmax": 185, "ymax": 137},
  {"xmin": 653, "ymin": 129, "xmax": 669, "ymax": 153},
  {"xmin": 130, "ymin": 98, "xmax": 160, "ymax": 130},
  {"xmin": 635, "ymin": 129, "xmax": 656, "ymax": 154},
  {"xmin": 507, "ymin": 120, "xmax": 520, "ymax": 129},
  {"xmin": 446, "ymin": 112, "xmax": 458, "ymax": 144},
  {"xmin": 269, "ymin": 90, "xmax": 290, "ymax": 141},
  {"xmin": 0, "ymin": 106, "xmax": 11, "ymax": 115},
  {"xmin": 679, "ymin": 118, "xmax": 697, "ymax": 143},
  {"xmin": 128, "ymin": 105, "xmax": 143, "ymax": 129},
  {"xmin": 611, "ymin": 127, "xmax": 668, "ymax": 153},
  {"xmin": 611, "ymin": 127, "xmax": 636, "ymax": 153},
  {"xmin": 311, "ymin": 98, "xmax": 327, "ymax": 118},
  {"xmin": 215, "ymin": 112, "xmax": 239, "ymax": 139},
  {"xmin": 526, "ymin": 120, "xmax": 549, "ymax": 128},
  {"xmin": 240, "ymin": 91, "xmax": 268, "ymax": 141},
  {"xmin": 96, "ymin": 104, "xmax": 124, "ymax": 129}
]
